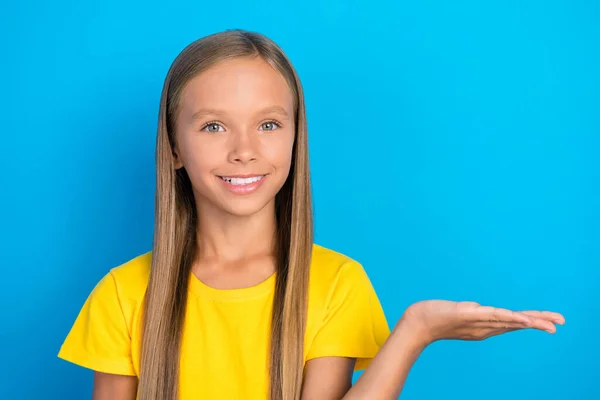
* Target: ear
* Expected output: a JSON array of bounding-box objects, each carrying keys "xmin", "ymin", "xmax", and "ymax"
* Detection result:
[{"xmin": 172, "ymin": 146, "xmax": 184, "ymax": 169}]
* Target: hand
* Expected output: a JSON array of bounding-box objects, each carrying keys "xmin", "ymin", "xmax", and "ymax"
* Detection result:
[{"xmin": 400, "ymin": 300, "xmax": 565, "ymax": 346}]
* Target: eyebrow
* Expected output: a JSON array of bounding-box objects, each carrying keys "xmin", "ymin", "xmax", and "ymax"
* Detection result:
[{"xmin": 191, "ymin": 106, "xmax": 290, "ymax": 120}]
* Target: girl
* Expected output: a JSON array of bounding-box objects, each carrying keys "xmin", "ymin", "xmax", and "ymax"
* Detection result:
[{"xmin": 58, "ymin": 29, "xmax": 565, "ymax": 400}]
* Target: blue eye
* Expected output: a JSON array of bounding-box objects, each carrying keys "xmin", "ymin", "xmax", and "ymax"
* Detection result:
[
  {"xmin": 259, "ymin": 121, "xmax": 281, "ymax": 131},
  {"xmin": 202, "ymin": 122, "xmax": 225, "ymax": 133}
]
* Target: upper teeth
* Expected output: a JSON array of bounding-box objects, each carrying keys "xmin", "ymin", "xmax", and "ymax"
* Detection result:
[{"xmin": 221, "ymin": 175, "xmax": 264, "ymax": 185}]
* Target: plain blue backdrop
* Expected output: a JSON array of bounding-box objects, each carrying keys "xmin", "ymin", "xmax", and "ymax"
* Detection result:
[{"xmin": 1, "ymin": 0, "xmax": 598, "ymax": 399}]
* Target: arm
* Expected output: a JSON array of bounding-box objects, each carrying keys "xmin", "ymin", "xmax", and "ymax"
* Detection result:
[
  {"xmin": 303, "ymin": 301, "xmax": 564, "ymax": 400},
  {"xmin": 343, "ymin": 301, "xmax": 563, "ymax": 400},
  {"xmin": 92, "ymin": 372, "xmax": 138, "ymax": 400},
  {"xmin": 341, "ymin": 318, "xmax": 426, "ymax": 400},
  {"xmin": 301, "ymin": 357, "xmax": 356, "ymax": 400},
  {"xmin": 300, "ymin": 322, "xmax": 423, "ymax": 400},
  {"xmin": 301, "ymin": 319, "xmax": 425, "ymax": 400}
]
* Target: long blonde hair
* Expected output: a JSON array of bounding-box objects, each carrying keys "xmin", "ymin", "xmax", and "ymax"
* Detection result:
[{"xmin": 138, "ymin": 29, "xmax": 313, "ymax": 400}]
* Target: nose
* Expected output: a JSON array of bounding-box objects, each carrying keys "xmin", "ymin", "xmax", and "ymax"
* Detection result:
[{"xmin": 227, "ymin": 128, "xmax": 258, "ymax": 165}]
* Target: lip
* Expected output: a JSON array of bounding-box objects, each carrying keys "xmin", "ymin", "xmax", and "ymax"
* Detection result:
[
  {"xmin": 219, "ymin": 173, "xmax": 265, "ymax": 178},
  {"xmin": 216, "ymin": 174, "xmax": 268, "ymax": 195}
]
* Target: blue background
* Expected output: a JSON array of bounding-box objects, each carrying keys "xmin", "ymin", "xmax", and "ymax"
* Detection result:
[{"xmin": 1, "ymin": 0, "xmax": 598, "ymax": 399}]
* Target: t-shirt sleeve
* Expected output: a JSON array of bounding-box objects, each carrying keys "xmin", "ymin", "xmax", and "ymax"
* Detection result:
[
  {"xmin": 57, "ymin": 271, "xmax": 136, "ymax": 376},
  {"xmin": 306, "ymin": 261, "xmax": 391, "ymax": 371}
]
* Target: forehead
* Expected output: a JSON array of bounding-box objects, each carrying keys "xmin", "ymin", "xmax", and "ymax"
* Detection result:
[{"xmin": 179, "ymin": 57, "xmax": 294, "ymax": 118}]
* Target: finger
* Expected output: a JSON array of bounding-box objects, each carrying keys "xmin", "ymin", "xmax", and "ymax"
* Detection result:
[
  {"xmin": 520, "ymin": 315, "xmax": 557, "ymax": 333},
  {"xmin": 472, "ymin": 306, "xmax": 533, "ymax": 326},
  {"xmin": 472, "ymin": 321, "xmax": 531, "ymax": 330},
  {"xmin": 480, "ymin": 323, "xmax": 557, "ymax": 340},
  {"xmin": 462, "ymin": 327, "xmax": 524, "ymax": 341},
  {"xmin": 472, "ymin": 319, "xmax": 556, "ymax": 333},
  {"xmin": 519, "ymin": 310, "xmax": 565, "ymax": 325}
]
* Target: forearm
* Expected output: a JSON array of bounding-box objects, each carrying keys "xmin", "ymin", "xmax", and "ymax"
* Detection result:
[{"xmin": 342, "ymin": 318, "xmax": 429, "ymax": 400}]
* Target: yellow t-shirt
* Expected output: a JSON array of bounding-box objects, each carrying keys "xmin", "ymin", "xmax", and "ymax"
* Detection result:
[{"xmin": 58, "ymin": 244, "xmax": 390, "ymax": 399}]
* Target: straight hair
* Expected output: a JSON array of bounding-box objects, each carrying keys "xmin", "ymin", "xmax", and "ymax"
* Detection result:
[{"xmin": 138, "ymin": 29, "xmax": 313, "ymax": 400}]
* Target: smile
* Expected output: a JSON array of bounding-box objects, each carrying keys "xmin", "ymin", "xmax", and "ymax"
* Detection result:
[
  {"xmin": 217, "ymin": 174, "xmax": 267, "ymax": 195},
  {"xmin": 218, "ymin": 175, "xmax": 266, "ymax": 185}
]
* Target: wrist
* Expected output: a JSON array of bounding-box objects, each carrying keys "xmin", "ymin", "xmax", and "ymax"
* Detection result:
[{"xmin": 394, "ymin": 313, "xmax": 434, "ymax": 349}]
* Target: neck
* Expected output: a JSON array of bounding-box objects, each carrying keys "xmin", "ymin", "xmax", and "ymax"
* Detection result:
[{"xmin": 195, "ymin": 198, "xmax": 277, "ymax": 263}]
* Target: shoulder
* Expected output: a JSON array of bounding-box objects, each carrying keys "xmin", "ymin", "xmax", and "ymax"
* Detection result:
[
  {"xmin": 106, "ymin": 251, "xmax": 152, "ymax": 305},
  {"xmin": 309, "ymin": 244, "xmax": 370, "ymax": 298},
  {"xmin": 305, "ymin": 245, "xmax": 390, "ymax": 368},
  {"xmin": 107, "ymin": 246, "xmax": 365, "ymax": 302},
  {"xmin": 57, "ymin": 252, "xmax": 151, "ymax": 375},
  {"xmin": 311, "ymin": 243, "xmax": 356, "ymax": 267}
]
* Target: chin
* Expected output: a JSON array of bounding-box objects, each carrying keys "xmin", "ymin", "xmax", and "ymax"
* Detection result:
[
  {"xmin": 193, "ymin": 176, "xmax": 283, "ymax": 218},
  {"xmin": 220, "ymin": 197, "xmax": 275, "ymax": 217}
]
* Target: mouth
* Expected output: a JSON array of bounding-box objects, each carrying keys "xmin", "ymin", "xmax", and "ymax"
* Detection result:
[
  {"xmin": 216, "ymin": 174, "xmax": 268, "ymax": 195},
  {"xmin": 217, "ymin": 175, "xmax": 266, "ymax": 185}
]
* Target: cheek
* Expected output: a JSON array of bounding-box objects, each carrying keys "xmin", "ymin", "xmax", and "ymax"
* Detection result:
[
  {"xmin": 179, "ymin": 136, "xmax": 223, "ymax": 181},
  {"xmin": 262, "ymin": 131, "xmax": 295, "ymax": 171}
]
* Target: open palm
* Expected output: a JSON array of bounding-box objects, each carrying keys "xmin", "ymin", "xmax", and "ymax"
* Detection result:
[{"xmin": 403, "ymin": 300, "xmax": 565, "ymax": 343}]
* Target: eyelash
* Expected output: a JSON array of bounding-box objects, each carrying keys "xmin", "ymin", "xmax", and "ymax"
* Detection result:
[
  {"xmin": 200, "ymin": 120, "xmax": 222, "ymax": 132},
  {"xmin": 200, "ymin": 120, "xmax": 282, "ymax": 132},
  {"xmin": 260, "ymin": 120, "xmax": 282, "ymax": 130}
]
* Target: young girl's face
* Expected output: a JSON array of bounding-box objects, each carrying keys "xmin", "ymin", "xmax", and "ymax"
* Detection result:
[{"xmin": 173, "ymin": 57, "xmax": 295, "ymax": 217}]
